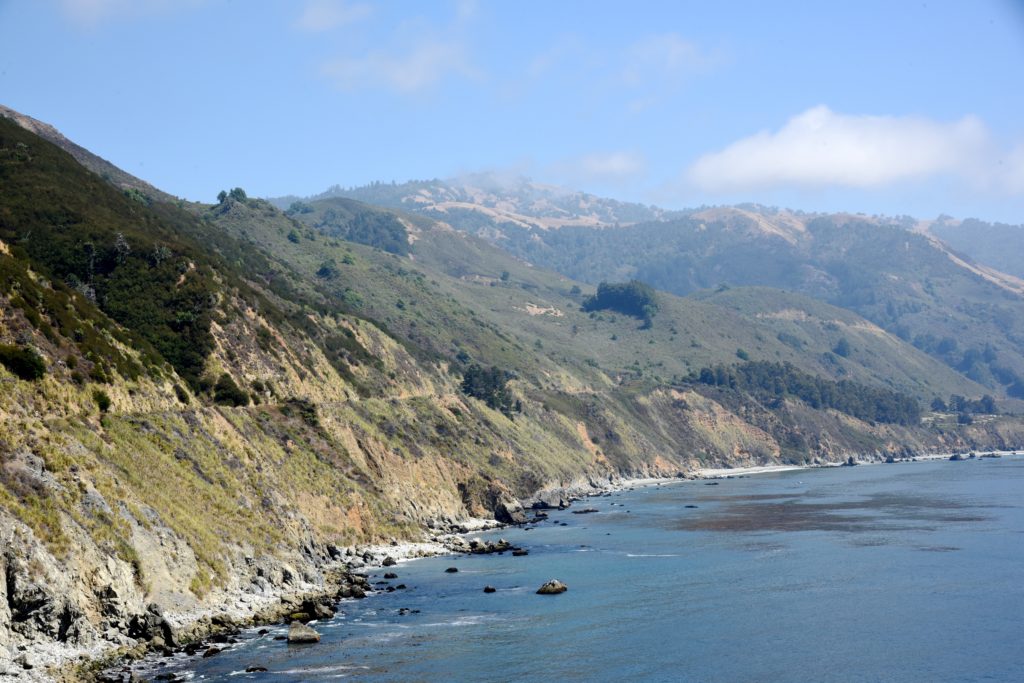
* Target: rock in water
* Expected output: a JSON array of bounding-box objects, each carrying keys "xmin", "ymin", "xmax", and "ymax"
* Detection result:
[
  {"xmin": 287, "ymin": 622, "xmax": 321, "ymax": 644},
  {"xmin": 382, "ymin": 556, "xmax": 398, "ymax": 567},
  {"xmin": 483, "ymin": 585, "xmax": 497, "ymax": 593},
  {"xmin": 445, "ymin": 567, "xmax": 459, "ymax": 573},
  {"xmin": 536, "ymin": 579, "xmax": 568, "ymax": 595}
]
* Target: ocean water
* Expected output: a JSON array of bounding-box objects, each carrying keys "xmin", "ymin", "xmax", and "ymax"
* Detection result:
[{"xmin": 143, "ymin": 456, "xmax": 1024, "ymax": 682}]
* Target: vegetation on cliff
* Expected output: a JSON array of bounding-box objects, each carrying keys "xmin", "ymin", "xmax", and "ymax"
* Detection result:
[
  {"xmin": 693, "ymin": 360, "xmax": 922, "ymax": 426},
  {"xmin": 1, "ymin": 108, "xmax": 1022, "ymax": 667}
]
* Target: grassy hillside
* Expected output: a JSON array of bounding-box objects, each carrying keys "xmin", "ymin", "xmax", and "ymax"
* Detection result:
[
  {"xmin": 271, "ymin": 174, "xmax": 676, "ymax": 232},
  {"xmin": 929, "ymin": 216, "xmax": 1024, "ymax": 279},
  {"xmin": 2, "ymin": 111, "xmax": 1023, "ymax": 673},
  {"xmin": 448, "ymin": 206, "xmax": 1024, "ymax": 399}
]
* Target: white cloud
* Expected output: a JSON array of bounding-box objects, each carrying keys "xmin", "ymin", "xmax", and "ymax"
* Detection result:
[
  {"xmin": 686, "ymin": 106, "xmax": 990, "ymax": 192},
  {"xmin": 59, "ymin": 0, "xmax": 200, "ymax": 26},
  {"xmin": 322, "ymin": 40, "xmax": 477, "ymax": 94},
  {"xmin": 547, "ymin": 151, "xmax": 647, "ymax": 188},
  {"xmin": 295, "ymin": 0, "xmax": 371, "ymax": 32},
  {"xmin": 576, "ymin": 151, "xmax": 646, "ymax": 181}
]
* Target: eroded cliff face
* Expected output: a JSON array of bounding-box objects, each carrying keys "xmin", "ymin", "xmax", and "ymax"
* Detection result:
[
  {"xmin": 5, "ymin": 325, "xmax": 1023, "ymax": 679},
  {"xmin": 4, "ymin": 276, "xmax": 1024, "ymax": 681}
]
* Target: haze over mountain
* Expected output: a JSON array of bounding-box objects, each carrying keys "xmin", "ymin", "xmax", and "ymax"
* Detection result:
[
  {"xmin": 284, "ymin": 177, "xmax": 1024, "ymax": 403},
  {"xmin": 5, "ymin": 3, "xmax": 1023, "ymax": 221}
]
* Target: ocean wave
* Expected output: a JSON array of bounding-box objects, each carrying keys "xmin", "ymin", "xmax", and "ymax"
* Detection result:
[
  {"xmin": 273, "ymin": 664, "xmax": 371, "ymax": 675},
  {"xmin": 625, "ymin": 553, "xmax": 680, "ymax": 557},
  {"xmin": 422, "ymin": 614, "xmax": 490, "ymax": 627}
]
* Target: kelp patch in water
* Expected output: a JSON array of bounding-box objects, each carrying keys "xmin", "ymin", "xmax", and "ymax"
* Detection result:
[{"xmin": 676, "ymin": 492, "xmax": 990, "ymax": 533}]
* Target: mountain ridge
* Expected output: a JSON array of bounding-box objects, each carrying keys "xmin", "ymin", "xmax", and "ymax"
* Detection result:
[{"xmin": 2, "ymin": 106, "xmax": 1022, "ymax": 680}]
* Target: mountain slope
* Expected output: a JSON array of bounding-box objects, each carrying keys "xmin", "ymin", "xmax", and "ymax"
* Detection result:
[
  {"xmin": 272, "ymin": 173, "xmax": 675, "ymax": 233},
  {"xmin": 928, "ymin": 216, "xmax": 1024, "ymax": 280},
  {"xmin": 0, "ymin": 104, "xmax": 175, "ymax": 203},
  {"xmin": 2, "ymin": 109, "xmax": 1022, "ymax": 679},
  {"xmin": 453, "ymin": 204, "xmax": 1024, "ymax": 400}
]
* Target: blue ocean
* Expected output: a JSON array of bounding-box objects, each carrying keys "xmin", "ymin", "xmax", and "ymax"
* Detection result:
[{"xmin": 144, "ymin": 456, "xmax": 1024, "ymax": 682}]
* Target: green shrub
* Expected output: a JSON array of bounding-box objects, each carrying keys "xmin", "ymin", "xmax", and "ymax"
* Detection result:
[
  {"xmin": 173, "ymin": 383, "xmax": 190, "ymax": 404},
  {"xmin": 0, "ymin": 344, "xmax": 46, "ymax": 380},
  {"xmin": 282, "ymin": 398, "xmax": 319, "ymax": 428},
  {"xmin": 92, "ymin": 389, "xmax": 111, "ymax": 412},
  {"xmin": 213, "ymin": 373, "xmax": 249, "ymax": 406}
]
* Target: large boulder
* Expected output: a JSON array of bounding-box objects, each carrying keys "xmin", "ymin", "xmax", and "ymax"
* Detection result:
[
  {"xmin": 301, "ymin": 598, "xmax": 336, "ymax": 621},
  {"xmin": 531, "ymin": 490, "xmax": 568, "ymax": 510},
  {"xmin": 128, "ymin": 603, "xmax": 176, "ymax": 647},
  {"xmin": 127, "ymin": 602, "xmax": 177, "ymax": 647},
  {"xmin": 494, "ymin": 497, "xmax": 527, "ymax": 525},
  {"xmin": 287, "ymin": 622, "xmax": 321, "ymax": 644},
  {"xmin": 536, "ymin": 579, "xmax": 568, "ymax": 595}
]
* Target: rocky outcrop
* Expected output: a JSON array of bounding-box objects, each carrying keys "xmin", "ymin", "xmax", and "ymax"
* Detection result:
[
  {"xmin": 286, "ymin": 622, "xmax": 320, "ymax": 644},
  {"xmin": 536, "ymin": 580, "xmax": 568, "ymax": 595},
  {"xmin": 127, "ymin": 605, "xmax": 176, "ymax": 648},
  {"xmin": 466, "ymin": 538, "xmax": 519, "ymax": 555},
  {"xmin": 493, "ymin": 497, "xmax": 527, "ymax": 525},
  {"xmin": 529, "ymin": 490, "xmax": 569, "ymax": 510}
]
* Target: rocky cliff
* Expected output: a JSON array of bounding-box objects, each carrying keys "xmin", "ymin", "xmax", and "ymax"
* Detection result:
[{"xmin": 1, "ymin": 110, "xmax": 1022, "ymax": 680}]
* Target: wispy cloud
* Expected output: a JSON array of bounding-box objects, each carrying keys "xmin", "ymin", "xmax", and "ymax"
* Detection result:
[
  {"xmin": 295, "ymin": 0, "xmax": 371, "ymax": 32},
  {"xmin": 322, "ymin": 41, "xmax": 478, "ymax": 93},
  {"xmin": 618, "ymin": 33, "xmax": 716, "ymax": 87},
  {"xmin": 686, "ymin": 106, "xmax": 991, "ymax": 192},
  {"xmin": 575, "ymin": 151, "xmax": 647, "ymax": 182},
  {"xmin": 546, "ymin": 151, "xmax": 647, "ymax": 190},
  {"xmin": 317, "ymin": 3, "xmax": 480, "ymax": 95},
  {"xmin": 59, "ymin": 0, "xmax": 201, "ymax": 27}
]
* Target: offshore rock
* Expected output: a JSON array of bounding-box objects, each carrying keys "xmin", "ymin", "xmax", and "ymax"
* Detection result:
[
  {"xmin": 536, "ymin": 579, "xmax": 568, "ymax": 595},
  {"xmin": 287, "ymin": 622, "xmax": 320, "ymax": 644}
]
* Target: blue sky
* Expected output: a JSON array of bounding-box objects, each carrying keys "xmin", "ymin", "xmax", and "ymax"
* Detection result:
[{"xmin": 2, "ymin": 0, "xmax": 1024, "ymax": 221}]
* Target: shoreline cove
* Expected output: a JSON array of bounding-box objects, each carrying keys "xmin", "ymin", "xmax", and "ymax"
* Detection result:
[{"xmin": 85, "ymin": 449, "xmax": 1023, "ymax": 682}]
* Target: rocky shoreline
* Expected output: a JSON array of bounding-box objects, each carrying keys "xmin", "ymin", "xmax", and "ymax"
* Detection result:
[
  {"xmin": 68, "ymin": 474, "xmax": 665, "ymax": 682},
  {"xmin": 23, "ymin": 449, "xmax": 1023, "ymax": 681},
  {"xmin": 74, "ymin": 537, "xmax": 473, "ymax": 683}
]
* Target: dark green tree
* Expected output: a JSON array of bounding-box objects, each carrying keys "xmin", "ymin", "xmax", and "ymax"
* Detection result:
[
  {"xmin": 582, "ymin": 280, "xmax": 659, "ymax": 326},
  {"xmin": 460, "ymin": 364, "xmax": 516, "ymax": 416}
]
